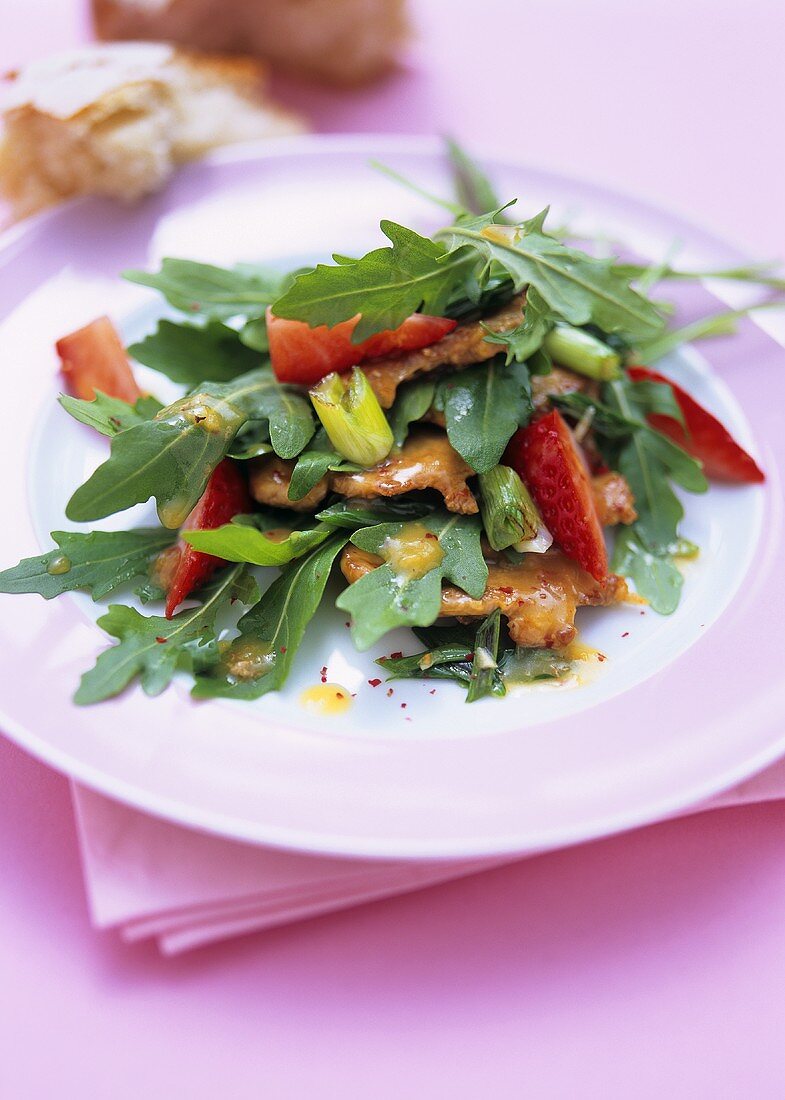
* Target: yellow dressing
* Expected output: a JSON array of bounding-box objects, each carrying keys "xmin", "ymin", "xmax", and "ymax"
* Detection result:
[
  {"xmin": 563, "ymin": 642, "xmax": 605, "ymax": 663},
  {"xmin": 381, "ymin": 522, "xmax": 444, "ymax": 581},
  {"xmin": 300, "ymin": 683, "xmax": 353, "ymax": 716},
  {"xmin": 221, "ymin": 639, "xmax": 276, "ymax": 682}
]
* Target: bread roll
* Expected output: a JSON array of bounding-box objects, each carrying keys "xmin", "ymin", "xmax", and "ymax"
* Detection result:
[
  {"xmin": 0, "ymin": 42, "xmax": 305, "ymax": 218},
  {"xmin": 92, "ymin": 0, "xmax": 409, "ymax": 85}
]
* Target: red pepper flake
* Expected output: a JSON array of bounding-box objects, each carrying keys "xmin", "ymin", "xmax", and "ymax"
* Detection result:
[
  {"xmin": 389, "ymin": 651, "xmax": 403, "ymax": 660},
  {"xmin": 621, "ymin": 631, "xmax": 629, "ymax": 638},
  {"xmin": 155, "ymin": 636, "xmax": 167, "ymax": 644},
  {"xmin": 368, "ymin": 678, "xmax": 382, "ymax": 687},
  {"xmin": 320, "ymin": 664, "xmax": 328, "ymax": 683},
  {"xmin": 498, "ymin": 586, "xmax": 514, "ymax": 595},
  {"xmin": 386, "ymin": 688, "xmax": 394, "ymax": 697},
  {"xmin": 400, "ymin": 702, "xmax": 407, "ymax": 709},
  {"xmin": 189, "ymin": 302, "xmax": 201, "ymax": 311},
  {"xmin": 429, "ymin": 689, "xmax": 436, "ymax": 695},
  {"xmin": 345, "ymin": 621, "xmax": 351, "ymax": 628},
  {"xmin": 640, "ymin": 610, "xmax": 646, "ymax": 616},
  {"xmin": 280, "ymin": 646, "xmax": 287, "ymax": 654},
  {"xmin": 335, "ymin": 691, "xmax": 344, "ymax": 699},
  {"xmin": 425, "ymin": 532, "xmax": 438, "ymax": 540},
  {"xmin": 405, "ymin": 717, "xmax": 412, "ymax": 722},
  {"xmin": 597, "ymin": 653, "xmax": 607, "ymax": 662}
]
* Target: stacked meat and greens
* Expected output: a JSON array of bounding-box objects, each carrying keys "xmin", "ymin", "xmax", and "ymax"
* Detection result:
[{"xmin": 0, "ymin": 145, "xmax": 770, "ymax": 705}]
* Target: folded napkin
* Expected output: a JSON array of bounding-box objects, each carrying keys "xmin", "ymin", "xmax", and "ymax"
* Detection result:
[{"xmin": 71, "ymin": 758, "xmax": 785, "ymax": 954}]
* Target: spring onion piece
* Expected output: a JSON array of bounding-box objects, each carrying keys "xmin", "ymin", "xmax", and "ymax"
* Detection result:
[
  {"xmin": 479, "ymin": 464, "xmax": 546, "ymax": 551},
  {"xmin": 467, "ymin": 608, "xmax": 504, "ymax": 702},
  {"xmin": 309, "ymin": 368, "xmax": 394, "ymax": 468},
  {"xmin": 543, "ymin": 323, "xmax": 622, "ymax": 381}
]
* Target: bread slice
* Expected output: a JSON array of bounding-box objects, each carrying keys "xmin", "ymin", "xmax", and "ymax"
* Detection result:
[
  {"xmin": 92, "ymin": 0, "xmax": 409, "ymax": 85},
  {"xmin": 0, "ymin": 42, "xmax": 306, "ymax": 219}
]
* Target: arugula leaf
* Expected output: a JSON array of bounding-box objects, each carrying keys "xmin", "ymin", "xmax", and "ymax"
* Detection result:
[
  {"xmin": 183, "ymin": 519, "xmax": 330, "ymax": 566},
  {"xmin": 124, "ymin": 259, "xmax": 284, "ymax": 319},
  {"xmin": 611, "ymin": 527, "xmax": 683, "ymax": 614},
  {"xmin": 379, "ymin": 619, "xmax": 507, "ymax": 698},
  {"xmin": 192, "ymin": 535, "xmax": 348, "ymax": 700},
  {"xmin": 388, "ymin": 379, "xmax": 436, "ymax": 447},
  {"xmin": 128, "ymin": 320, "xmax": 260, "ymax": 385},
  {"xmin": 336, "ymin": 512, "xmax": 487, "ymax": 650},
  {"xmin": 59, "ymin": 391, "xmax": 163, "ymax": 437},
  {"xmin": 481, "ymin": 286, "xmax": 554, "ymax": 365},
  {"xmin": 466, "ymin": 608, "xmax": 504, "ymax": 702},
  {"xmin": 445, "ymin": 137, "xmax": 502, "ymax": 216},
  {"xmin": 635, "ymin": 302, "xmax": 784, "ymax": 363},
  {"xmin": 604, "ymin": 378, "xmax": 707, "ymax": 552},
  {"xmin": 228, "ymin": 421, "xmax": 273, "ymax": 460},
  {"xmin": 316, "ymin": 498, "xmax": 433, "ymax": 529},
  {"xmin": 288, "ymin": 428, "xmax": 340, "ymax": 501},
  {"xmin": 436, "ymin": 358, "xmax": 532, "ymax": 473},
  {"xmin": 75, "ymin": 565, "xmax": 257, "ymax": 704},
  {"xmin": 67, "ymin": 370, "xmax": 314, "ymax": 527},
  {"xmin": 0, "ymin": 528, "xmax": 175, "ymax": 601},
  {"xmin": 379, "ymin": 642, "xmax": 475, "ymax": 678},
  {"xmin": 437, "ymin": 210, "xmax": 665, "ymax": 343},
  {"xmin": 272, "ymin": 221, "xmax": 477, "ymax": 341}
]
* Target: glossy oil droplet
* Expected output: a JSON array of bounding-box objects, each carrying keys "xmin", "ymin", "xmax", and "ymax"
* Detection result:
[{"xmin": 46, "ymin": 554, "xmax": 72, "ymax": 575}]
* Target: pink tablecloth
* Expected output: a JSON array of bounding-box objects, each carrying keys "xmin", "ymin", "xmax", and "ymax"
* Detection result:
[{"xmin": 2, "ymin": 0, "xmax": 785, "ymax": 1095}]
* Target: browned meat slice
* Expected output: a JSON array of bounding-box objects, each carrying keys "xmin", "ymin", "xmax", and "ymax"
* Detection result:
[
  {"xmin": 362, "ymin": 294, "xmax": 526, "ymax": 407},
  {"xmin": 591, "ymin": 472, "xmax": 637, "ymax": 526},
  {"xmin": 332, "ymin": 427, "xmax": 478, "ymax": 514},
  {"xmin": 248, "ymin": 454, "xmax": 329, "ymax": 512},
  {"xmin": 341, "ymin": 545, "xmax": 627, "ymax": 649},
  {"xmin": 531, "ymin": 366, "xmax": 599, "ymax": 411}
]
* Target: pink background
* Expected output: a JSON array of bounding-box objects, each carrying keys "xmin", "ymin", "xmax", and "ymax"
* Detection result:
[{"xmin": 2, "ymin": 1, "xmax": 785, "ymax": 1095}]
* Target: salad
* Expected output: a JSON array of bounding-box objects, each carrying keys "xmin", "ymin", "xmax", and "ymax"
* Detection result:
[{"xmin": 0, "ymin": 143, "xmax": 775, "ymax": 707}]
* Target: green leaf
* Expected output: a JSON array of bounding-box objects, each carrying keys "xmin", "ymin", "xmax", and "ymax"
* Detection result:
[
  {"xmin": 183, "ymin": 520, "xmax": 330, "ymax": 567},
  {"xmin": 192, "ymin": 535, "xmax": 348, "ymax": 700},
  {"xmin": 388, "ymin": 379, "xmax": 436, "ymax": 447},
  {"xmin": 437, "ymin": 357, "xmax": 532, "ymax": 473},
  {"xmin": 481, "ymin": 286, "xmax": 553, "ymax": 364},
  {"xmin": 337, "ymin": 513, "xmax": 487, "ymax": 650},
  {"xmin": 604, "ymin": 378, "xmax": 707, "ymax": 553},
  {"xmin": 612, "ymin": 527, "xmax": 684, "ymax": 614},
  {"xmin": 0, "ymin": 527, "xmax": 176, "ymax": 601},
  {"xmin": 288, "ymin": 428, "xmax": 340, "ymax": 501},
  {"xmin": 124, "ymin": 259, "xmax": 285, "ymax": 320},
  {"xmin": 75, "ymin": 565, "xmax": 257, "ymax": 704},
  {"xmin": 635, "ymin": 301, "xmax": 785, "ymax": 362},
  {"xmin": 444, "ymin": 137, "xmax": 502, "ymax": 216},
  {"xmin": 66, "ymin": 370, "xmax": 314, "ymax": 527},
  {"xmin": 466, "ymin": 608, "xmax": 504, "ymax": 702},
  {"xmin": 128, "ymin": 319, "xmax": 260, "ymax": 385},
  {"xmin": 316, "ymin": 498, "xmax": 433, "ymax": 530},
  {"xmin": 437, "ymin": 210, "xmax": 665, "ymax": 343},
  {"xmin": 59, "ymin": 391, "xmax": 163, "ymax": 437},
  {"xmin": 272, "ymin": 221, "xmax": 477, "ymax": 341}
]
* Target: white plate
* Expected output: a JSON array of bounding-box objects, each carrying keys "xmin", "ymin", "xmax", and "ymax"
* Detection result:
[{"xmin": 0, "ymin": 135, "xmax": 782, "ymax": 859}]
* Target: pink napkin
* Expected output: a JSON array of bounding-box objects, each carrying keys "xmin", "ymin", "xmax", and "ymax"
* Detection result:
[{"xmin": 71, "ymin": 759, "xmax": 785, "ymax": 954}]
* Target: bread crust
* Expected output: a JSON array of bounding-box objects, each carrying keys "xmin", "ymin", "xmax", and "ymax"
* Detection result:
[{"xmin": 92, "ymin": 0, "xmax": 409, "ymax": 85}]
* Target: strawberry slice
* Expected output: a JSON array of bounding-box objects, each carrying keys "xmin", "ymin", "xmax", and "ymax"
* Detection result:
[
  {"xmin": 267, "ymin": 309, "xmax": 457, "ymax": 385},
  {"xmin": 628, "ymin": 366, "xmax": 764, "ymax": 483},
  {"xmin": 56, "ymin": 315, "xmax": 143, "ymax": 403},
  {"xmin": 505, "ymin": 410, "xmax": 608, "ymax": 581},
  {"xmin": 162, "ymin": 459, "xmax": 251, "ymax": 619}
]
